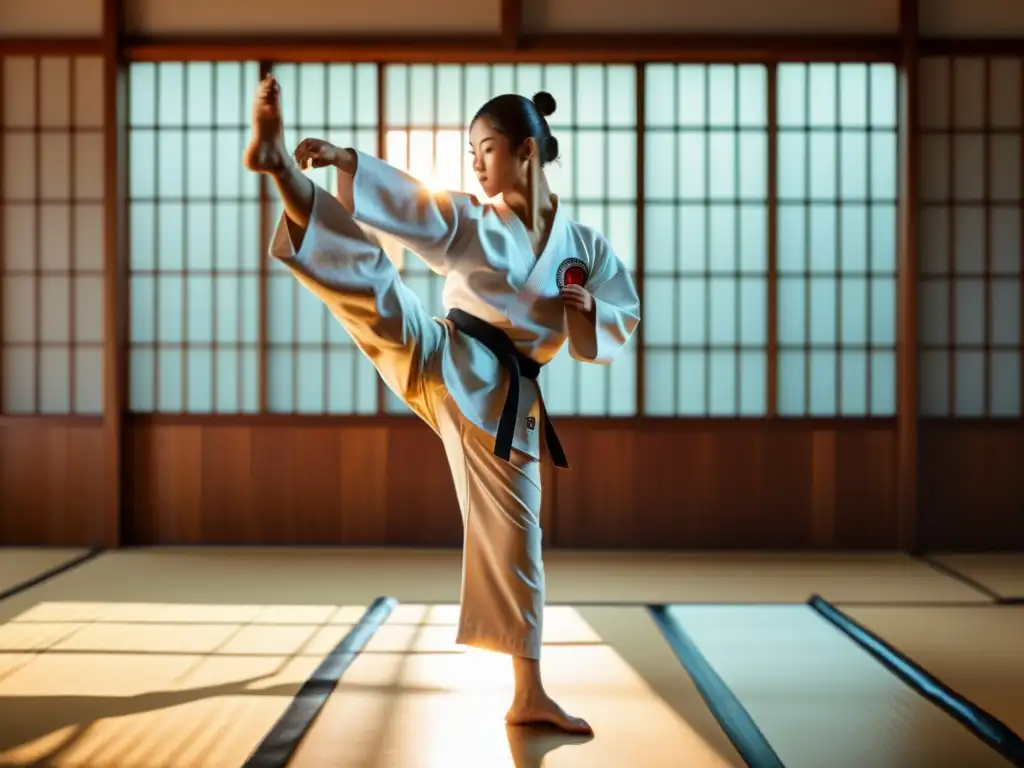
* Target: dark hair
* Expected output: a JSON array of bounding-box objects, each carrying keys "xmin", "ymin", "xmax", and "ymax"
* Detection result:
[{"xmin": 471, "ymin": 91, "xmax": 560, "ymax": 166}]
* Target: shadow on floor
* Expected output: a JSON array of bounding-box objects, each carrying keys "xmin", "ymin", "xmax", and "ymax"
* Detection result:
[{"xmin": 0, "ymin": 676, "xmax": 596, "ymax": 768}]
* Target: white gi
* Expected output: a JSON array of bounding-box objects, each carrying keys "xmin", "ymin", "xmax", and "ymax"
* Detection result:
[{"xmin": 269, "ymin": 150, "xmax": 640, "ymax": 659}]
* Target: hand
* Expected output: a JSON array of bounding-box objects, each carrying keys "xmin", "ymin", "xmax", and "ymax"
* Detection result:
[
  {"xmin": 561, "ymin": 284, "xmax": 594, "ymax": 315},
  {"xmin": 293, "ymin": 138, "xmax": 346, "ymax": 171}
]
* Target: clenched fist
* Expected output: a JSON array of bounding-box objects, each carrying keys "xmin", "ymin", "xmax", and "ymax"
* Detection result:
[
  {"xmin": 561, "ymin": 284, "xmax": 594, "ymax": 316},
  {"xmin": 293, "ymin": 137, "xmax": 352, "ymax": 172}
]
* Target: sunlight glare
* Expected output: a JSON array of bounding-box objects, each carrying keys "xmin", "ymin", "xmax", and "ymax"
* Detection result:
[
  {"xmin": 0, "ymin": 599, "xmax": 743, "ymax": 767},
  {"xmin": 385, "ymin": 128, "xmax": 491, "ymax": 200}
]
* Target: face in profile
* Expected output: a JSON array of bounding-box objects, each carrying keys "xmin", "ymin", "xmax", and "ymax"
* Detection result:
[{"xmin": 469, "ymin": 116, "xmax": 529, "ymax": 199}]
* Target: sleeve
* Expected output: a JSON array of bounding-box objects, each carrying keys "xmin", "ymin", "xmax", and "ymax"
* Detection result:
[
  {"xmin": 565, "ymin": 235, "xmax": 641, "ymax": 364},
  {"xmin": 268, "ymin": 183, "xmax": 397, "ymax": 298},
  {"xmin": 335, "ymin": 149, "xmax": 478, "ymax": 276}
]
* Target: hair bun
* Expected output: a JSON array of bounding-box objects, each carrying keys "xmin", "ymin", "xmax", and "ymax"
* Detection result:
[
  {"xmin": 532, "ymin": 91, "xmax": 556, "ymax": 118},
  {"xmin": 545, "ymin": 135, "xmax": 560, "ymax": 164}
]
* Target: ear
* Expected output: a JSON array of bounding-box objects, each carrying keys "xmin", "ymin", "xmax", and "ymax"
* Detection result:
[{"xmin": 519, "ymin": 136, "xmax": 538, "ymax": 164}]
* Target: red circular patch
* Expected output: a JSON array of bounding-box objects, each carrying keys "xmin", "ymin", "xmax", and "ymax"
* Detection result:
[{"xmin": 563, "ymin": 265, "xmax": 586, "ymax": 286}]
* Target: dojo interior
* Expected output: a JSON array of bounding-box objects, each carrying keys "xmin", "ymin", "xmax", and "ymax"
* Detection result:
[{"xmin": 2, "ymin": 0, "xmax": 1024, "ymax": 766}]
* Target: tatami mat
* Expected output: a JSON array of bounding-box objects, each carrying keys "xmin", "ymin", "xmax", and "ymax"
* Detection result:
[
  {"xmin": 289, "ymin": 604, "xmax": 744, "ymax": 768},
  {"xmin": 930, "ymin": 554, "xmax": 1024, "ymax": 600},
  {"xmin": 841, "ymin": 605, "xmax": 1024, "ymax": 740},
  {"xmin": 0, "ymin": 549, "xmax": 987, "ymax": 623},
  {"xmin": 0, "ymin": 594, "xmax": 369, "ymax": 766},
  {"xmin": 0, "ymin": 549, "xmax": 1014, "ymax": 767},
  {"xmin": 666, "ymin": 605, "xmax": 1014, "ymax": 768},
  {"xmin": 0, "ymin": 550, "xmax": 93, "ymax": 598}
]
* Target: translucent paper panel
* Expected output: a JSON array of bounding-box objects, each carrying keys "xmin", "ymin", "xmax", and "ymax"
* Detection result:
[
  {"xmin": 264, "ymin": 197, "xmax": 379, "ymax": 416},
  {"xmin": 128, "ymin": 61, "xmax": 262, "ymax": 413},
  {"xmin": 917, "ymin": 56, "xmax": 1023, "ymax": 417},
  {"xmin": 264, "ymin": 63, "xmax": 381, "ymax": 414},
  {"xmin": 383, "ymin": 63, "xmax": 639, "ymax": 416},
  {"xmin": 643, "ymin": 64, "xmax": 769, "ymax": 416},
  {"xmin": 775, "ymin": 63, "xmax": 899, "ymax": 416},
  {"xmin": 1, "ymin": 56, "xmax": 105, "ymax": 414}
]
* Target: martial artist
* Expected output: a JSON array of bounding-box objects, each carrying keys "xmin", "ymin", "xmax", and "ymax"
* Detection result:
[{"xmin": 243, "ymin": 75, "xmax": 640, "ymax": 734}]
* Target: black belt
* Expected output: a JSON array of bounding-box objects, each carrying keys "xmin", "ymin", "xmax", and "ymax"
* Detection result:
[{"xmin": 446, "ymin": 309, "xmax": 568, "ymax": 469}]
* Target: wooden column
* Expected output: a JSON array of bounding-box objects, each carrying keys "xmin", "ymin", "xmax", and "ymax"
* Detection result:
[
  {"xmin": 897, "ymin": 0, "xmax": 920, "ymax": 552},
  {"xmin": 500, "ymin": 0, "xmax": 522, "ymax": 48},
  {"xmin": 102, "ymin": 0, "xmax": 127, "ymax": 547}
]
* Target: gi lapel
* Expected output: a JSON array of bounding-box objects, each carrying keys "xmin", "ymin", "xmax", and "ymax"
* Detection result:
[
  {"xmin": 494, "ymin": 195, "xmax": 567, "ymax": 325},
  {"xmin": 519, "ymin": 198, "xmax": 567, "ymax": 298}
]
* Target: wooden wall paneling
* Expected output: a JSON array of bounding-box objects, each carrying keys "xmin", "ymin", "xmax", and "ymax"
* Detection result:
[
  {"xmin": 755, "ymin": 428, "xmax": 820, "ymax": 547},
  {"xmin": 254, "ymin": 428, "xmax": 317, "ymax": 546},
  {"xmin": 551, "ymin": 425, "xmax": 640, "ymax": 548},
  {"xmin": 834, "ymin": 428, "xmax": 899, "ymax": 547},
  {"xmin": 128, "ymin": 424, "xmax": 203, "ymax": 543},
  {"xmin": 126, "ymin": 421, "xmax": 467, "ymax": 546},
  {"xmin": 0, "ymin": 423, "xmax": 106, "ymax": 545},
  {"xmin": 549, "ymin": 423, "xmax": 897, "ymax": 551},
  {"xmin": 1, "ymin": 427, "xmax": 53, "ymax": 543},
  {"xmin": 198, "ymin": 426, "xmax": 254, "ymax": 543},
  {"xmin": 695, "ymin": 427, "xmax": 814, "ymax": 549},
  {"xmin": 382, "ymin": 422, "xmax": 462, "ymax": 546},
  {"xmin": 272, "ymin": 428, "xmax": 345, "ymax": 544},
  {"xmin": 65, "ymin": 426, "xmax": 109, "ymax": 543},
  {"xmin": 335, "ymin": 427, "xmax": 391, "ymax": 545},
  {"xmin": 920, "ymin": 422, "xmax": 1024, "ymax": 551},
  {"xmin": 244, "ymin": 426, "xmax": 296, "ymax": 545},
  {"xmin": 810, "ymin": 430, "xmax": 837, "ymax": 547},
  {"xmin": 123, "ymin": 422, "xmax": 901, "ymax": 549}
]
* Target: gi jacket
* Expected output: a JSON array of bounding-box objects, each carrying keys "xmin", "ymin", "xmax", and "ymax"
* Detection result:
[{"xmin": 271, "ymin": 150, "xmax": 641, "ymax": 462}]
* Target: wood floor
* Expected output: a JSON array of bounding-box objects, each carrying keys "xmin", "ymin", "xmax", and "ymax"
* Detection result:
[{"xmin": 0, "ymin": 549, "xmax": 1021, "ymax": 767}]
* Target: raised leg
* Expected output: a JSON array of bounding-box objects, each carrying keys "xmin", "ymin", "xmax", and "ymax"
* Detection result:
[
  {"xmin": 244, "ymin": 75, "xmax": 446, "ymax": 422},
  {"xmin": 243, "ymin": 75, "xmax": 313, "ymax": 230}
]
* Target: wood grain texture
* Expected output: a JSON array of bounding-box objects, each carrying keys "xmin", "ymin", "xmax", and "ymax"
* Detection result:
[
  {"xmin": 919, "ymin": 421, "xmax": 1024, "ymax": 551},
  {"xmin": 125, "ymin": 421, "xmax": 462, "ymax": 546},
  {"xmin": 121, "ymin": 420, "xmax": 900, "ymax": 549},
  {"xmin": 4, "ymin": 419, "xmax": 1020, "ymax": 550},
  {"xmin": 0, "ymin": 423, "xmax": 106, "ymax": 546}
]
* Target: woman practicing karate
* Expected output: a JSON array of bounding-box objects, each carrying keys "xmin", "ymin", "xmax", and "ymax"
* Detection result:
[{"xmin": 243, "ymin": 74, "xmax": 640, "ymax": 734}]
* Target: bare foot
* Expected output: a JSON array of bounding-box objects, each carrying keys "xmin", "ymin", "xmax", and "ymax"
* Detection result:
[
  {"xmin": 243, "ymin": 75, "xmax": 289, "ymax": 175},
  {"xmin": 506, "ymin": 694, "xmax": 593, "ymax": 735}
]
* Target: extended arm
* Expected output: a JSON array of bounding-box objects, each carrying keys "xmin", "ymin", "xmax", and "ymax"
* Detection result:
[{"xmin": 296, "ymin": 140, "xmax": 476, "ymax": 276}]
